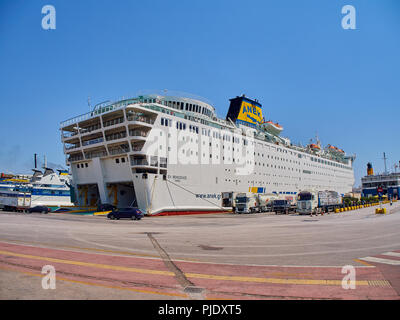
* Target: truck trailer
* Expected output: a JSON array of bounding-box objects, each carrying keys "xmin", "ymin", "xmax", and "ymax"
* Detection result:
[
  {"xmin": 297, "ymin": 190, "xmax": 342, "ymax": 215},
  {"xmin": 0, "ymin": 188, "xmax": 31, "ymax": 212},
  {"xmin": 234, "ymin": 193, "xmax": 279, "ymax": 214}
]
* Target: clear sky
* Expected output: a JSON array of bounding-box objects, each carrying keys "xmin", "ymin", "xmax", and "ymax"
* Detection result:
[{"xmin": 0, "ymin": 0, "xmax": 399, "ymax": 186}]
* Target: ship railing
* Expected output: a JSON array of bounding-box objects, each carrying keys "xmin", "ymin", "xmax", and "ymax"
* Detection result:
[
  {"xmin": 105, "ymin": 132, "xmax": 127, "ymax": 141},
  {"xmin": 131, "ymin": 159, "xmax": 149, "ymax": 166},
  {"xmin": 132, "ymin": 145, "xmax": 144, "ymax": 151},
  {"xmin": 109, "ymin": 145, "xmax": 130, "ymax": 155},
  {"xmin": 82, "ymin": 137, "xmax": 104, "ymax": 146},
  {"xmin": 65, "ymin": 144, "xmax": 80, "ymax": 150},
  {"xmin": 61, "ymin": 113, "xmax": 92, "ymax": 128},
  {"xmin": 103, "ymin": 117, "xmax": 125, "ymax": 128},
  {"xmin": 60, "ymin": 102, "xmax": 129, "ymax": 128},
  {"xmin": 129, "ymin": 130, "xmax": 149, "ymax": 138},
  {"xmin": 68, "ymin": 155, "xmax": 83, "ymax": 162},
  {"xmin": 85, "ymin": 151, "xmax": 107, "ymax": 159},
  {"xmin": 62, "ymin": 131, "xmax": 79, "ymax": 138},
  {"xmin": 80, "ymin": 124, "xmax": 101, "ymax": 134},
  {"xmin": 126, "ymin": 115, "xmax": 155, "ymax": 124}
]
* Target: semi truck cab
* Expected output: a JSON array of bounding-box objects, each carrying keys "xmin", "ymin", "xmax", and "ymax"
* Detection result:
[
  {"xmin": 297, "ymin": 191, "xmax": 318, "ymax": 215},
  {"xmin": 235, "ymin": 192, "xmax": 259, "ymax": 214}
]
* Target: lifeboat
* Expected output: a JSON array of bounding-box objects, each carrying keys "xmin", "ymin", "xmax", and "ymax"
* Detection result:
[
  {"xmin": 308, "ymin": 143, "xmax": 321, "ymax": 152},
  {"xmin": 262, "ymin": 120, "xmax": 283, "ymax": 136},
  {"xmin": 328, "ymin": 145, "xmax": 344, "ymax": 154}
]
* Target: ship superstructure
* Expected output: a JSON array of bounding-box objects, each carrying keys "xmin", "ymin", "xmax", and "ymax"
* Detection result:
[
  {"xmin": 361, "ymin": 162, "xmax": 400, "ymax": 200},
  {"xmin": 60, "ymin": 93, "xmax": 355, "ymax": 215}
]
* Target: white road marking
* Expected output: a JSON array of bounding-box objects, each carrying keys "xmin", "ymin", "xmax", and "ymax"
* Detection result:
[
  {"xmin": 381, "ymin": 252, "xmax": 400, "ymax": 257},
  {"xmin": 360, "ymin": 256, "xmax": 400, "ymax": 265}
]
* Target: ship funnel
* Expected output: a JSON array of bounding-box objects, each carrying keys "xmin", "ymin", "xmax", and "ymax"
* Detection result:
[
  {"xmin": 367, "ymin": 162, "xmax": 374, "ymax": 176},
  {"xmin": 226, "ymin": 95, "xmax": 263, "ymax": 128}
]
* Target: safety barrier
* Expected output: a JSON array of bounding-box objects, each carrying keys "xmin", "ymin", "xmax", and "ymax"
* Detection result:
[{"xmin": 375, "ymin": 208, "xmax": 387, "ymax": 214}]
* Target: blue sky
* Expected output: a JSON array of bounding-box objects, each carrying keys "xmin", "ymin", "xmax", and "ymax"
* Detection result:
[{"xmin": 0, "ymin": 0, "xmax": 399, "ymax": 186}]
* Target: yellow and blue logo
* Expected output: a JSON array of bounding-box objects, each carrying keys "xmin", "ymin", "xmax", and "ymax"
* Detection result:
[{"xmin": 237, "ymin": 101, "xmax": 263, "ymax": 125}]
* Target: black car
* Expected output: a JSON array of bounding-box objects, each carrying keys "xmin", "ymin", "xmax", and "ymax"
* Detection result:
[
  {"xmin": 28, "ymin": 206, "xmax": 50, "ymax": 213},
  {"xmin": 97, "ymin": 203, "xmax": 116, "ymax": 212},
  {"xmin": 107, "ymin": 207, "xmax": 143, "ymax": 220}
]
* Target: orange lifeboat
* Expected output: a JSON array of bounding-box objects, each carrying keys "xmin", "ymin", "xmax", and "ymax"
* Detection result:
[
  {"xmin": 308, "ymin": 143, "xmax": 321, "ymax": 151},
  {"xmin": 328, "ymin": 145, "xmax": 344, "ymax": 154}
]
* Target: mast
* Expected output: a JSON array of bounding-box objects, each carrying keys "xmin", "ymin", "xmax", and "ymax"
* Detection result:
[{"xmin": 383, "ymin": 152, "xmax": 388, "ymax": 174}]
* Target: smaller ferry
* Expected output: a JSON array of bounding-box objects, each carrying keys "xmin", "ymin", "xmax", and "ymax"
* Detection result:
[{"xmin": 0, "ymin": 168, "xmax": 73, "ymax": 211}]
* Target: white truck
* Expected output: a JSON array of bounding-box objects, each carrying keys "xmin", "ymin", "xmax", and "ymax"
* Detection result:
[
  {"xmin": 297, "ymin": 190, "xmax": 342, "ymax": 215},
  {"xmin": 234, "ymin": 193, "xmax": 278, "ymax": 214},
  {"xmin": 0, "ymin": 188, "xmax": 31, "ymax": 212},
  {"xmin": 221, "ymin": 192, "xmax": 240, "ymax": 211}
]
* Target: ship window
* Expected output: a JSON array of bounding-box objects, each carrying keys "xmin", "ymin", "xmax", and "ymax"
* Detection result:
[
  {"xmin": 85, "ymin": 163, "xmax": 88, "ymax": 167},
  {"xmin": 116, "ymin": 158, "xmax": 120, "ymax": 164},
  {"xmin": 121, "ymin": 158, "xmax": 126, "ymax": 163}
]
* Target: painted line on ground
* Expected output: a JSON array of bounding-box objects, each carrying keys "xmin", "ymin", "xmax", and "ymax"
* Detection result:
[
  {"xmin": 0, "ymin": 239, "xmax": 162, "ymax": 259},
  {"xmin": 0, "ymin": 264, "xmax": 187, "ymax": 298},
  {"xmin": 0, "ymin": 249, "xmax": 383, "ymax": 287},
  {"xmin": 0, "ymin": 239, "xmax": 376, "ymax": 268},
  {"xmin": 353, "ymin": 259, "xmax": 374, "ymax": 267},
  {"xmin": 0, "ymin": 249, "xmax": 175, "ymax": 276},
  {"xmin": 360, "ymin": 256, "xmax": 400, "ymax": 265},
  {"xmin": 381, "ymin": 252, "xmax": 400, "ymax": 257}
]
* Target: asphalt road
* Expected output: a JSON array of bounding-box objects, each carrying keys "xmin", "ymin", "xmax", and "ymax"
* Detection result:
[{"xmin": 0, "ymin": 202, "xmax": 399, "ymax": 300}]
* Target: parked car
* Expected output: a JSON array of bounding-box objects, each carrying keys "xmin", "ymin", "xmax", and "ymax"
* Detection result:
[
  {"xmin": 28, "ymin": 206, "xmax": 50, "ymax": 213},
  {"xmin": 107, "ymin": 207, "xmax": 143, "ymax": 220},
  {"xmin": 97, "ymin": 203, "xmax": 116, "ymax": 212}
]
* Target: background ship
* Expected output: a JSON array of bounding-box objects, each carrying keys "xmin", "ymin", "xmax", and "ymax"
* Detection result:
[{"xmin": 0, "ymin": 165, "xmax": 73, "ymax": 211}]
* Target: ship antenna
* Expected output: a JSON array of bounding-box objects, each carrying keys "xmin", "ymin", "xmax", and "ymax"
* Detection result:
[
  {"xmin": 316, "ymin": 132, "xmax": 320, "ymax": 147},
  {"xmin": 87, "ymin": 96, "xmax": 91, "ymax": 111},
  {"xmin": 383, "ymin": 152, "xmax": 388, "ymax": 174}
]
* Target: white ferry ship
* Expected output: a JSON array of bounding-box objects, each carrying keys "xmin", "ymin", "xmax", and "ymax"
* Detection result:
[{"xmin": 60, "ymin": 92, "xmax": 355, "ymax": 215}]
